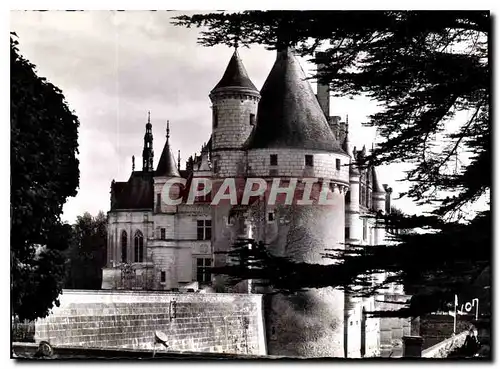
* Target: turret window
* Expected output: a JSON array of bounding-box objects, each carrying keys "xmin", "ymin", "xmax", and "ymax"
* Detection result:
[
  {"xmin": 345, "ymin": 227, "xmax": 350, "ymax": 240},
  {"xmin": 160, "ymin": 228, "xmax": 166, "ymax": 240},
  {"xmin": 305, "ymin": 155, "xmax": 314, "ymax": 167},
  {"xmin": 250, "ymin": 113, "xmax": 256, "ymax": 126},
  {"xmin": 346, "ymin": 190, "xmax": 351, "ymax": 204},
  {"xmin": 270, "ymin": 154, "xmax": 278, "ymax": 166},
  {"xmin": 336, "ymin": 159, "xmax": 341, "ymax": 170},
  {"xmin": 212, "ymin": 106, "xmax": 218, "ymax": 128}
]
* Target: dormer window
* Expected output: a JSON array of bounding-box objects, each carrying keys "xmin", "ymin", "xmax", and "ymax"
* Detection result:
[{"xmin": 305, "ymin": 155, "xmax": 314, "ymax": 167}]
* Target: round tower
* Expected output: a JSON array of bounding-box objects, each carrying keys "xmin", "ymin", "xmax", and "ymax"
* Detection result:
[
  {"xmin": 246, "ymin": 48, "xmax": 350, "ymax": 357},
  {"xmin": 208, "ymin": 49, "xmax": 261, "ymax": 291}
]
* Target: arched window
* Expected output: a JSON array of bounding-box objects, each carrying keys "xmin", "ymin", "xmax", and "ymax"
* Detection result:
[
  {"xmin": 121, "ymin": 230, "xmax": 128, "ymax": 263},
  {"xmin": 134, "ymin": 230, "xmax": 144, "ymax": 262}
]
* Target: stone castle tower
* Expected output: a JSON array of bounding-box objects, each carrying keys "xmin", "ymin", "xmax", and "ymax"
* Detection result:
[{"xmin": 104, "ymin": 47, "xmax": 403, "ymax": 358}]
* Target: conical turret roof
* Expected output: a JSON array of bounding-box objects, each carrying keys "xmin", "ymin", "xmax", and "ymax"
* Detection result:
[
  {"xmin": 156, "ymin": 124, "xmax": 180, "ymax": 177},
  {"xmin": 211, "ymin": 49, "xmax": 258, "ymax": 94},
  {"xmin": 247, "ymin": 48, "xmax": 343, "ymax": 152}
]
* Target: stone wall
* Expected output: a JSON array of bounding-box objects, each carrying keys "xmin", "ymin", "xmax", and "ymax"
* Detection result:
[
  {"xmin": 421, "ymin": 330, "xmax": 469, "ymax": 358},
  {"xmin": 420, "ymin": 314, "xmax": 473, "ymax": 350},
  {"xmin": 247, "ymin": 148, "xmax": 350, "ymax": 182},
  {"xmin": 35, "ymin": 290, "xmax": 266, "ymax": 355}
]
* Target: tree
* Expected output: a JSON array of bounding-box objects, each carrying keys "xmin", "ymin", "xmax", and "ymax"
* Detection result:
[
  {"xmin": 64, "ymin": 211, "xmax": 107, "ymax": 290},
  {"xmin": 11, "ymin": 34, "xmax": 80, "ymax": 321},
  {"xmin": 173, "ymin": 11, "xmax": 491, "ymax": 317}
]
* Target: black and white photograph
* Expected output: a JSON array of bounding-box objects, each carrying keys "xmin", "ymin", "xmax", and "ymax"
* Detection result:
[{"xmin": 9, "ymin": 7, "xmax": 491, "ymax": 360}]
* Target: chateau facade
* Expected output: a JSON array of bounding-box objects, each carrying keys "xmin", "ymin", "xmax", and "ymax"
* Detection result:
[{"xmin": 102, "ymin": 47, "xmax": 401, "ymax": 358}]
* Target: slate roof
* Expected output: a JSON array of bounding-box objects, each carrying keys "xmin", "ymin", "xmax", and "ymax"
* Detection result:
[
  {"xmin": 156, "ymin": 138, "xmax": 180, "ymax": 177},
  {"xmin": 111, "ymin": 171, "xmax": 154, "ymax": 210},
  {"xmin": 247, "ymin": 48, "xmax": 344, "ymax": 152},
  {"xmin": 211, "ymin": 49, "xmax": 259, "ymax": 94}
]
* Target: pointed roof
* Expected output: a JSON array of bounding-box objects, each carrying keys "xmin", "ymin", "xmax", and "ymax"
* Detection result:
[
  {"xmin": 156, "ymin": 122, "xmax": 180, "ymax": 177},
  {"xmin": 247, "ymin": 48, "xmax": 344, "ymax": 152},
  {"xmin": 211, "ymin": 49, "xmax": 259, "ymax": 94}
]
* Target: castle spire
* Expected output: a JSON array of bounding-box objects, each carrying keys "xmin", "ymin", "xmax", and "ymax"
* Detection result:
[
  {"xmin": 132, "ymin": 155, "xmax": 135, "ymax": 171},
  {"xmin": 156, "ymin": 120, "xmax": 180, "ymax": 177},
  {"xmin": 142, "ymin": 111, "xmax": 154, "ymax": 172}
]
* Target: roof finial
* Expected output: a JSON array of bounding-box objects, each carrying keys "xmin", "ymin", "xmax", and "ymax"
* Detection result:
[
  {"xmin": 177, "ymin": 150, "xmax": 181, "ymax": 171},
  {"xmin": 166, "ymin": 120, "xmax": 170, "ymax": 141},
  {"xmin": 346, "ymin": 114, "xmax": 349, "ymax": 125},
  {"xmin": 132, "ymin": 155, "xmax": 135, "ymax": 171},
  {"xmin": 148, "ymin": 110, "xmax": 151, "ymax": 124}
]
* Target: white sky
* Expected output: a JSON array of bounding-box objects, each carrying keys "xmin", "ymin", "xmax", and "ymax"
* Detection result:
[{"xmin": 9, "ymin": 10, "xmax": 485, "ymax": 223}]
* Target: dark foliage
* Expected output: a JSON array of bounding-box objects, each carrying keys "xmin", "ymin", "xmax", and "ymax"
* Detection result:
[
  {"xmin": 175, "ymin": 11, "xmax": 491, "ymax": 317},
  {"xmin": 64, "ymin": 211, "xmax": 107, "ymax": 290},
  {"xmin": 11, "ymin": 33, "xmax": 80, "ymax": 320}
]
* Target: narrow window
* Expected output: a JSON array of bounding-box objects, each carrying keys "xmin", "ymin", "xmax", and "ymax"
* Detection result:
[
  {"xmin": 268, "ymin": 211, "xmax": 275, "ymax": 222},
  {"xmin": 336, "ymin": 159, "xmax": 341, "ymax": 170},
  {"xmin": 205, "ymin": 220, "xmax": 212, "ymax": 240},
  {"xmin": 250, "ymin": 113, "xmax": 256, "ymax": 126},
  {"xmin": 156, "ymin": 193, "xmax": 161, "ymax": 211},
  {"xmin": 160, "ymin": 271, "xmax": 166, "ymax": 283},
  {"xmin": 270, "ymin": 154, "xmax": 278, "ymax": 166},
  {"xmin": 213, "ymin": 159, "xmax": 219, "ymax": 174},
  {"xmin": 212, "ymin": 106, "xmax": 218, "ymax": 128},
  {"xmin": 121, "ymin": 230, "xmax": 128, "ymax": 263},
  {"xmin": 305, "ymin": 155, "xmax": 314, "ymax": 167},
  {"xmin": 160, "ymin": 228, "xmax": 166, "ymax": 240},
  {"xmin": 345, "ymin": 227, "xmax": 350, "ymax": 240},
  {"xmin": 363, "ymin": 220, "xmax": 367, "ymax": 241},
  {"xmin": 134, "ymin": 231, "xmax": 144, "ymax": 262},
  {"xmin": 346, "ymin": 190, "xmax": 351, "ymax": 204}
]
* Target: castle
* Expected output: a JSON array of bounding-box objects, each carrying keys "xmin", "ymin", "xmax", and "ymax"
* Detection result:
[{"xmin": 102, "ymin": 47, "xmax": 404, "ymax": 358}]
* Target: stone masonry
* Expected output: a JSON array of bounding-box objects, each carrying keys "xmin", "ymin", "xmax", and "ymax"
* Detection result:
[{"xmin": 35, "ymin": 290, "xmax": 266, "ymax": 355}]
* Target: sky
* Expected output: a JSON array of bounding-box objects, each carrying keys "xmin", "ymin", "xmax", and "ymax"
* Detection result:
[{"xmin": 9, "ymin": 10, "xmax": 473, "ymax": 223}]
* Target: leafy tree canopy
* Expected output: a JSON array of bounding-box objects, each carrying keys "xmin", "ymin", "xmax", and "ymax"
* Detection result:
[
  {"xmin": 174, "ymin": 11, "xmax": 491, "ymax": 317},
  {"xmin": 64, "ymin": 211, "xmax": 107, "ymax": 290},
  {"xmin": 11, "ymin": 33, "xmax": 80, "ymax": 321}
]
